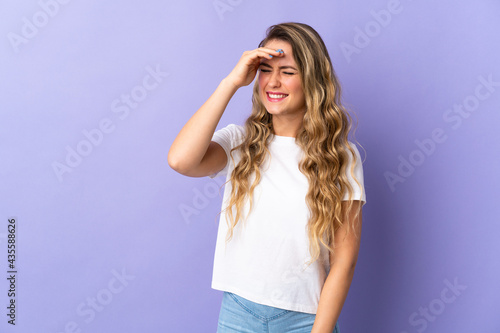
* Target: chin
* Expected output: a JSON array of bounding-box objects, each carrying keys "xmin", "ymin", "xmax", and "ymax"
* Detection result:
[{"xmin": 264, "ymin": 107, "xmax": 280, "ymax": 114}]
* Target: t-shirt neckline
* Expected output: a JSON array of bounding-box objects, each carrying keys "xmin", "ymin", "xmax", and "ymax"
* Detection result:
[{"xmin": 271, "ymin": 134, "xmax": 297, "ymax": 145}]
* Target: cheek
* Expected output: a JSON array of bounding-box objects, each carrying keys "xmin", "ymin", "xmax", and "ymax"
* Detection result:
[
  {"xmin": 258, "ymin": 75, "xmax": 267, "ymax": 89},
  {"xmin": 286, "ymin": 78, "xmax": 304, "ymax": 96},
  {"xmin": 257, "ymin": 79, "xmax": 264, "ymax": 96}
]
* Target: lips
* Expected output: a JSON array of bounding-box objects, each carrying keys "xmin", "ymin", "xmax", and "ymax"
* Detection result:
[{"xmin": 266, "ymin": 92, "xmax": 288, "ymax": 102}]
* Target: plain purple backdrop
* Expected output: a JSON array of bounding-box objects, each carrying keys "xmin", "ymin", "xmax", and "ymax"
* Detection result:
[{"xmin": 1, "ymin": 0, "xmax": 499, "ymax": 332}]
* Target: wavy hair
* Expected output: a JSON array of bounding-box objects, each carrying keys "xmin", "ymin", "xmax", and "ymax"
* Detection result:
[{"xmin": 220, "ymin": 22, "xmax": 364, "ymax": 268}]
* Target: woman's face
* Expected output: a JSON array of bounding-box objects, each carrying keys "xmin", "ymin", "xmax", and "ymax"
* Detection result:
[{"xmin": 258, "ymin": 39, "xmax": 306, "ymax": 119}]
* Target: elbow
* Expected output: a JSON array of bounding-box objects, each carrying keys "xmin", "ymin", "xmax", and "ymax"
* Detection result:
[
  {"xmin": 334, "ymin": 263, "xmax": 357, "ymax": 278},
  {"xmin": 167, "ymin": 151, "xmax": 185, "ymax": 174},
  {"xmin": 346, "ymin": 257, "xmax": 358, "ymax": 272},
  {"xmin": 330, "ymin": 258, "xmax": 358, "ymax": 275},
  {"xmin": 348, "ymin": 261, "xmax": 357, "ymax": 273},
  {"xmin": 168, "ymin": 151, "xmax": 197, "ymax": 176},
  {"xmin": 339, "ymin": 261, "xmax": 357, "ymax": 273}
]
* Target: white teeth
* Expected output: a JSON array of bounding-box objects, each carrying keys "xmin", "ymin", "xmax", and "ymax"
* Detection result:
[{"xmin": 269, "ymin": 93, "xmax": 287, "ymax": 99}]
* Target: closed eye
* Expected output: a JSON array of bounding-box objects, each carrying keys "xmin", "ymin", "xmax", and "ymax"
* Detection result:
[{"xmin": 259, "ymin": 69, "xmax": 295, "ymax": 75}]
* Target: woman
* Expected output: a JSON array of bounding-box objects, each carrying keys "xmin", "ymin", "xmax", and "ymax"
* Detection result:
[{"xmin": 168, "ymin": 22, "xmax": 366, "ymax": 333}]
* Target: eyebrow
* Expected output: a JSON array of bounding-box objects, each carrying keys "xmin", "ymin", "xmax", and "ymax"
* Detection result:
[{"xmin": 259, "ymin": 62, "xmax": 298, "ymax": 71}]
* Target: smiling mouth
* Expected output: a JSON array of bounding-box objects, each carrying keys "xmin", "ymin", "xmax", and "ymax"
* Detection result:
[{"xmin": 266, "ymin": 92, "xmax": 289, "ymax": 101}]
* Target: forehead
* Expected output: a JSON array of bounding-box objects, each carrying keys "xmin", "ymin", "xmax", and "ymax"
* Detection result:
[
  {"xmin": 263, "ymin": 39, "xmax": 292, "ymax": 52},
  {"xmin": 260, "ymin": 39, "xmax": 296, "ymax": 66}
]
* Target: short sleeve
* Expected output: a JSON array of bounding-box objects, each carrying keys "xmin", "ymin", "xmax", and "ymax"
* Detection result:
[
  {"xmin": 208, "ymin": 124, "xmax": 246, "ymax": 179},
  {"xmin": 341, "ymin": 142, "xmax": 366, "ymax": 206}
]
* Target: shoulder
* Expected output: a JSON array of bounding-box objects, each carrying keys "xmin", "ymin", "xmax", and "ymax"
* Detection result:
[
  {"xmin": 345, "ymin": 140, "xmax": 360, "ymax": 156},
  {"xmin": 212, "ymin": 123, "xmax": 247, "ymax": 149},
  {"xmin": 344, "ymin": 141, "xmax": 365, "ymax": 167},
  {"xmin": 231, "ymin": 124, "xmax": 246, "ymax": 134},
  {"xmin": 227, "ymin": 123, "xmax": 246, "ymax": 135},
  {"xmin": 217, "ymin": 123, "xmax": 246, "ymax": 140}
]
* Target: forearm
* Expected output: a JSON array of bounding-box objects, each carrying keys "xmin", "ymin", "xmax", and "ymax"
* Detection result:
[
  {"xmin": 168, "ymin": 78, "xmax": 238, "ymax": 172},
  {"xmin": 311, "ymin": 263, "xmax": 356, "ymax": 333}
]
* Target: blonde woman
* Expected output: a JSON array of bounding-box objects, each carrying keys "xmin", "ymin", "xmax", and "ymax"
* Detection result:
[{"xmin": 168, "ymin": 22, "xmax": 366, "ymax": 333}]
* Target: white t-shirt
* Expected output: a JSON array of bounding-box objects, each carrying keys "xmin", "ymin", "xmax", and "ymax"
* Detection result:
[{"xmin": 208, "ymin": 123, "xmax": 366, "ymax": 314}]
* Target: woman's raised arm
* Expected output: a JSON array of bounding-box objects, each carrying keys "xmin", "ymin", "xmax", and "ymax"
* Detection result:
[{"xmin": 167, "ymin": 47, "xmax": 283, "ymax": 177}]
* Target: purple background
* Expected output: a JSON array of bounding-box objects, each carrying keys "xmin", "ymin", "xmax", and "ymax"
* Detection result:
[{"xmin": 1, "ymin": 0, "xmax": 499, "ymax": 332}]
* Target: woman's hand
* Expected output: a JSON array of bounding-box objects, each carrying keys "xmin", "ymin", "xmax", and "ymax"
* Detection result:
[{"xmin": 225, "ymin": 47, "xmax": 284, "ymax": 89}]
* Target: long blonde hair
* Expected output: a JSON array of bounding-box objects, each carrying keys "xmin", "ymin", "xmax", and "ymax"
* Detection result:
[{"xmin": 220, "ymin": 22, "xmax": 364, "ymax": 267}]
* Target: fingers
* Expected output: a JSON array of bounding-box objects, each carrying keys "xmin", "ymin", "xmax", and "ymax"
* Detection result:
[
  {"xmin": 244, "ymin": 47, "xmax": 284, "ymax": 60},
  {"xmin": 256, "ymin": 47, "xmax": 284, "ymax": 59},
  {"xmin": 227, "ymin": 47, "xmax": 285, "ymax": 88}
]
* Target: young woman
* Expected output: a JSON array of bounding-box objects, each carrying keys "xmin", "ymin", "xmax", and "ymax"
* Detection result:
[{"xmin": 168, "ymin": 22, "xmax": 366, "ymax": 333}]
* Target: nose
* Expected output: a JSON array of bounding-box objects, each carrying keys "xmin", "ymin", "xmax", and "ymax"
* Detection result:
[{"xmin": 268, "ymin": 71, "xmax": 281, "ymax": 88}]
